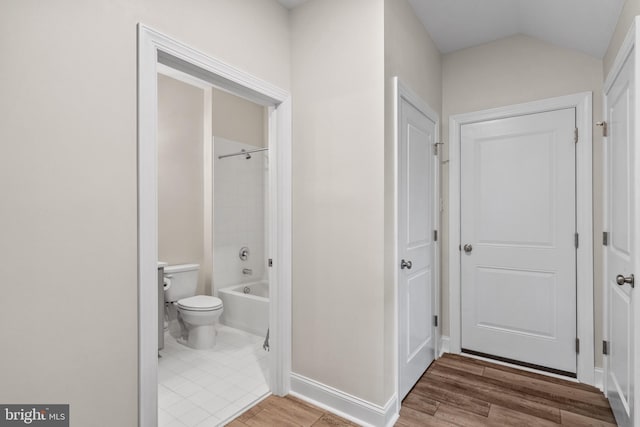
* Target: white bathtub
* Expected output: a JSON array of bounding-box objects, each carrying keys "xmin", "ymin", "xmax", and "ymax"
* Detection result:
[{"xmin": 218, "ymin": 281, "xmax": 269, "ymax": 337}]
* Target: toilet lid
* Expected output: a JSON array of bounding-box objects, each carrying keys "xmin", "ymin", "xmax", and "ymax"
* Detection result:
[{"xmin": 178, "ymin": 295, "xmax": 223, "ymax": 311}]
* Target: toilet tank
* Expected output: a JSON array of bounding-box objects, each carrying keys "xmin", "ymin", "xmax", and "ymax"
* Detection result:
[{"xmin": 164, "ymin": 263, "xmax": 200, "ymax": 302}]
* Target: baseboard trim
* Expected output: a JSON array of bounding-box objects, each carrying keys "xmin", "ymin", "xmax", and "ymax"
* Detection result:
[
  {"xmin": 440, "ymin": 335, "xmax": 450, "ymax": 357},
  {"xmin": 594, "ymin": 367, "xmax": 603, "ymax": 391},
  {"xmin": 290, "ymin": 373, "xmax": 398, "ymax": 427}
]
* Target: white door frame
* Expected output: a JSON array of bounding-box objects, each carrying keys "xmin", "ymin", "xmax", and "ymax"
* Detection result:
[
  {"xmin": 394, "ymin": 77, "xmax": 441, "ymax": 402},
  {"xmin": 448, "ymin": 92, "xmax": 594, "ymax": 384},
  {"xmin": 138, "ymin": 24, "xmax": 292, "ymax": 427},
  {"xmin": 602, "ymin": 15, "xmax": 640, "ymax": 419}
]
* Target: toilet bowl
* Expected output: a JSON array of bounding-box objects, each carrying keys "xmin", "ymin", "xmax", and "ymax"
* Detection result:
[
  {"xmin": 163, "ymin": 263, "xmax": 224, "ymax": 349},
  {"xmin": 176, "ymin": 295, "xmax": 223, "ymax": 349}
]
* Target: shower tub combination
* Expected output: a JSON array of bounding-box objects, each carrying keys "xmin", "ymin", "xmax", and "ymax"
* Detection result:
[{"xmin": 218, "ymin": 280, "xmax": 269, "ymax": 337}]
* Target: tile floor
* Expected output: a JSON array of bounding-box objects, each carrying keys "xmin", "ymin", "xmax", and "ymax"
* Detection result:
[{"xmin": 158, "ymin": 325, "xmax": 270, "ymax": 427}]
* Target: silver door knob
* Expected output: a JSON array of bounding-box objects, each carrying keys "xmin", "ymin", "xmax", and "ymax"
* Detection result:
[
  {"xmin": 400, "ymin": 259, "xmax": 413, "ymax": 270},
  {"xmin": 463, "ymin": 244, "xmax": 473, "ymax": 253},
  {"xmin": 616, "ymin": 274, "xmax": 635, "ymax": 288}
]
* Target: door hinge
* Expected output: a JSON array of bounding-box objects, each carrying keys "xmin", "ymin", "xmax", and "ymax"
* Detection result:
[
  {"xmin": 603, "ymin": 340, "xmax": 609, "ymax": 355},
  {"xmin": 574, "ymin": 128, "xmax": 579, "ymax": 144},
  {"xmin": 268, "ymin": 258, "xmax": 273, "ymax": 267},
  {"xmin": 603, "ymin": 231, "xmax": 609, "ymax": 246},
  {"xmin": 433, "ymin": 142, "xmax": 443, "ymax": 156},
  {"xmin": 575, "ymin": 338, "xmax": 580, "ymax": 354},
  {"xmin": 434, "ymin": 315, "xmax": 438, "ymax": 327},
  {"xmin": 434, "ymin": 230, "xmax": 438, "ymax": 242},
  {"xmin": 575, "ymin": 232, "xmax": 579, "ymax": 249},
  {"xmin": 596, "ymin": 121, "xmax": 608, "ymax": 137}
]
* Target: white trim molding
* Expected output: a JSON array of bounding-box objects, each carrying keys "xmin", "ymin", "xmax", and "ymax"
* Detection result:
[
  {"xmin": 291, "ymin": 373, "xmax": 399, "ymax": 427},
  {"xmin": 137, "ymin": 24, "xmax": 292, "ymax": 427},
  {"xmin": 448, "ymin": 92, "xmax": 595, "ymax": 385}
]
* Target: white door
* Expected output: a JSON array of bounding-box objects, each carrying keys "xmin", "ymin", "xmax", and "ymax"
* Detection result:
[
  {"xmin": 460, "ymin": 108, "xmax": 577, "ymax": 375},
  {"xmin": 398, "ymin": 93, "xmax": 437, "ymax": 400},
  {"xmin": 604, "ymin": 49, "xmax": 635, "ymax": 427}
]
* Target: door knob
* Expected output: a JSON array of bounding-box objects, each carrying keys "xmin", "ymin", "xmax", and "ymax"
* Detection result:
[
  {"xmin": 400, "ymin": 259, "xmax": 413, "ymax": 270},
  {"xmin": 616, "ymin": 274, "xmax": 635, "ymax": 288},
  {"xmin": 463, "ymin": 244, "xmax": 473, "ymax": 253}
]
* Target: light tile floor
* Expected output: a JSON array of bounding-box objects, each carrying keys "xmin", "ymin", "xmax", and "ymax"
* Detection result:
[{"xmin": 158, "ymin": 326, "xmax": 270, "ymax": 427}]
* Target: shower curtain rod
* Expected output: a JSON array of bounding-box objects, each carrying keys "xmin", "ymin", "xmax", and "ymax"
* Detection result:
[{"xmin": 217, "ymin": 147, "xmax": 269, "ymax": 159}]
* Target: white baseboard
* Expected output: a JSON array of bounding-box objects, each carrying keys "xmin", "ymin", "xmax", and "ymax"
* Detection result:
[
  {"xmin": 290, "ymin": 373, "xmax": 399, "ymax": 427},
  {"xmin": 594, "ymin": 367, "xmax": 603, "ymax": 391},
  {"xmin": 439, "ymin": 335, "xmax": 450, "ymax": 357}
]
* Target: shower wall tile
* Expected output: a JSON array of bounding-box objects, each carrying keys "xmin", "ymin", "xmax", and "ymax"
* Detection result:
[{"xmin": 213, "ymin": 138, "xmax": 267, "ymax": 293}]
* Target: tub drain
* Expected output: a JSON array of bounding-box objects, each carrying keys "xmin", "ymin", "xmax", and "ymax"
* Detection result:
[{"xmin": 243, "ymin": 286, "xmax": 251, "ymax": 294}]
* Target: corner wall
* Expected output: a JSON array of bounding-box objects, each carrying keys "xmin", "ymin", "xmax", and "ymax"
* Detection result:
[
  {"xmin": 441, "ymin": 34, "xmax": 604, "ymax": 367},
  {"xmin": 158, "ymin": 74, "xmax": 206, "ymax": 293},
  {"xmin": 604, "ymin": 0, "xmax": 640, "ymax": 77},
  {"xmin": 0, "ymin": 1, "xmax": 289, "ymax": 425},
  {"xmin": 291, "ymin": 0, "xmax": 387, "ymax": 406}
]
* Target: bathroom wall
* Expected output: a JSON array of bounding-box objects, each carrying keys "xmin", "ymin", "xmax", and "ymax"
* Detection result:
[
  {"xmin": 213, "ymin": 138, "xmax": 267, "ymax": 291},
  {"xmin": 211, "ymin": 90, "xmax": 267, "ymax": 293},
  {"xmin": 0, "ymin": 1, "xmax": 289, "ymax": 425},
  {"xmin": 212, "ymin": 88, "xmax": 267, "ymax": 148},
  {"xmin": 158, "ymin": 74, "xmax": 206, "ymax": 294},
  {"xmin": 441, "ymin": 34, "xmax": 604, "ymax": 365}
]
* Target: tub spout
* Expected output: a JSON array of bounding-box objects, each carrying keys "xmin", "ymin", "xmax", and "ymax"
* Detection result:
[{"xmin": 242, "ymin": 268, "xmax": 253, "ymax": 275}]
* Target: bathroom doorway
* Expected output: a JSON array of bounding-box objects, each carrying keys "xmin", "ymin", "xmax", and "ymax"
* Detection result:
[
  {"xmin": 156, "ymin": 70, "xmax": 274, "ymax": 425},
  {"xmin": 138, "ymin": 25, "xmax": 292, "ymax": 427}
]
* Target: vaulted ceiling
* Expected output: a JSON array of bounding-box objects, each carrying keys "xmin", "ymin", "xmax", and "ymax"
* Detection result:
[{"xmin": 278, "ymin": 0, "xmax": 625, "ymax": 58}]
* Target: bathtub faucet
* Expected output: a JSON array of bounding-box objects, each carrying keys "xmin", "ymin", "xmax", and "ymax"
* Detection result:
[{"xmin": 242, "ymin": 268, "xmax": 253, "ymax": 275}]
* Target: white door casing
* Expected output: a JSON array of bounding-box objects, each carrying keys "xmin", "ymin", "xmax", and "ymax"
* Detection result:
[
  {"xmin": 396, "ymin": 79, "xmax": 439, "ymax": 401},
  {"xmin": 449, "ymin": 92, "xmax": 594, "ymax": 385},
  {"xmin": 460, "ymin": 108, "xmax": 577, "ymax": 374},
  {"xmin": 603, "ymin": 20, "xmax": 637, "ymax": 427}
]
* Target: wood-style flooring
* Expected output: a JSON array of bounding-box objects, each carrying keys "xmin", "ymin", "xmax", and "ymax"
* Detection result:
[
  {"xmin": 397, "ymin": 353, "xmax": 617, "ymax": 426},
  {"xmin": 226, "ymin": 353, "xmax": 617, "ymax": 426},
  {"xmin": 225, "ymin": 395, "xmax": 358, "ymax": 427}
]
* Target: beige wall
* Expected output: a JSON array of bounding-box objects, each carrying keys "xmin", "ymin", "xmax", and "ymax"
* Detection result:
[
  {"xmin": 383, "ymin": 0, "xmax": 442, "ymax": 398},
  {"xmin": 604, "ymin": 0, "xmax": 640, "ymax": 77},
  {"xmin": 158, "ymin": 74, "xmax": 206, "ymax": 293},
  {"xmin": 212, "ymin": 88, "xmax": 266, "ymax": 148},
  {"xmin": 0, "ymin": 1, "xmax": 289, "ymax": 425},
  {"xmin": 291, "ymin": 0, "xmax": 387, "ymax": 406},
  {"xmin": 441, "ymin": 34, "xmax": 605, "ymax": 366}
]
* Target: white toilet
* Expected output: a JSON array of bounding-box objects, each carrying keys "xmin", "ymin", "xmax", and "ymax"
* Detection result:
[{"xmin": 163, "ymin": 263, "xmax": 223, "ymax": 349}]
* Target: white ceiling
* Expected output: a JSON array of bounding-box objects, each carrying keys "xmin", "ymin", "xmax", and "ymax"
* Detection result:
[
  {"xmin": 279, "ymin": 0, "xmax": 625, "ymax": 59},
  {"xmin": 408, "ymin": 0, "xmax": 625, "ymax": 58}
]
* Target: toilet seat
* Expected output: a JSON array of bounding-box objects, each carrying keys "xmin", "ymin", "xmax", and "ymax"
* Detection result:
[{"xmin": 177, "ymin": 295, "xmax": 223, "ymax": 311}]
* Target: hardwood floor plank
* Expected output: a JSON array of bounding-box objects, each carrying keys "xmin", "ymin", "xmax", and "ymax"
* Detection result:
[
  {"xmin": 487, "ymin": 404, "xmax": 559, "ymax": 426},
  {"xmin": 432, "ymin": 403, "xmax": 492, "ymax": 426},
  {"xmin": 560, "ymin": 410, "xmax": 618, "ymax": 426},
  {"xmin": 411, "ymin": 375, "xmax": 491, "ymax": 417},
  {"xmin": 402, "ymin": 391, "xmax": 439, "ymax": 415},
  {"xmin": 234, "ymin": 404, "xmax": 263, "ymax": 423},
  {"xmin": 443, "ymin": 354, "xmax": 600, "ymax": 393},
  {"xmin": 429, "ymin": 362, "xmax": 616, "ymax": 423},
  {"xmin": 483, "ymin": 366, "xmax": 610, "ymax": 407},
  {"xmin": 265, "ymin": 395, "xmax": 324, "ymax": 425},
  {"xmin": 396, "ymin": 406, "xmax": 458, "ymax": 427},
  {"xmin": 424, "ymin": 368, "xmax": 561, "ymax": 423},
  {"xmin": 310, "ymin": 413, "xmax": 359, "ymax": 426},
  {"xmin": 241, "ymin": 408, "xmax": 303, "ymax": 427},
  {"xmin": 436, "ymin": 355, "xmax": 485, "ymax": 376}
]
